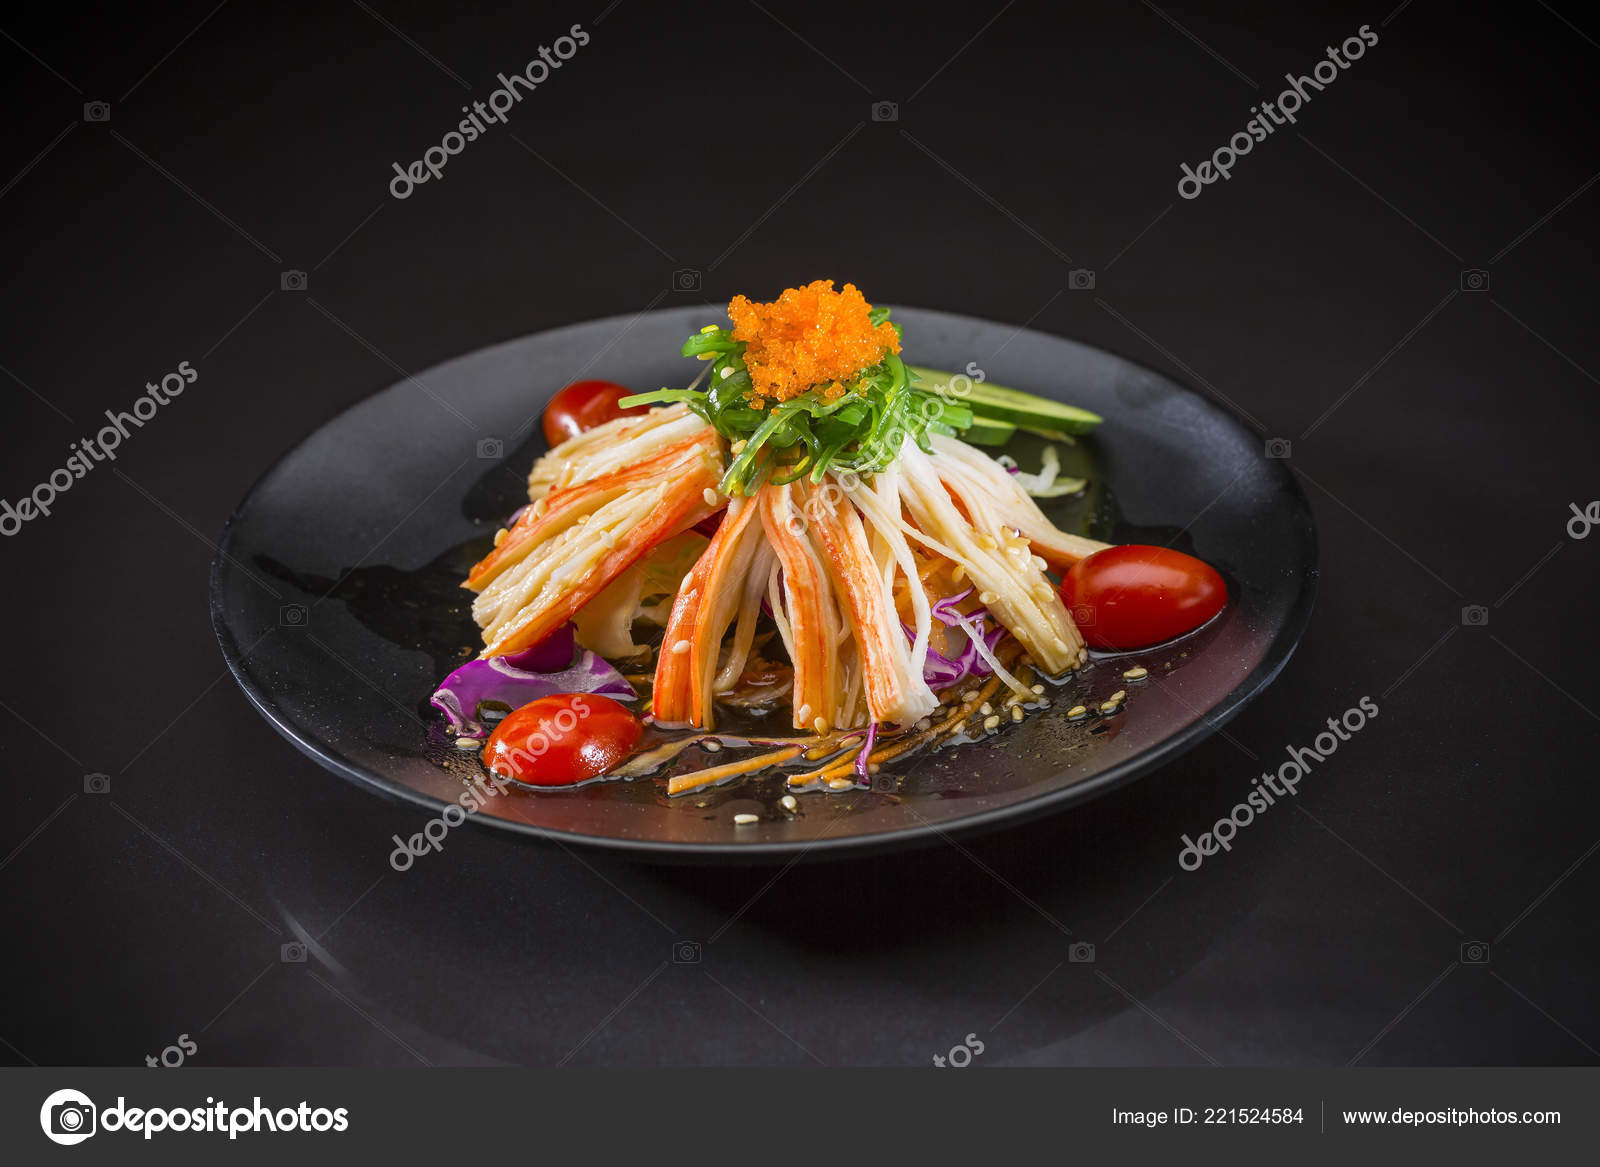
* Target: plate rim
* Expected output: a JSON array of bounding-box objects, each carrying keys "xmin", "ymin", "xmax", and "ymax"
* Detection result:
[{"xmin": 210, "ymin": 303, "xmax": 1318, "ymax": 862}]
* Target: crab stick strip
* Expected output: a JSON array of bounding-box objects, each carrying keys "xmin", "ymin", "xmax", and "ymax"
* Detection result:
[
  {"xmin": 929, "ymin": 433, "xmax": 1110, "ymax": 570},
  {"xmin": 759, "ymin": 483, "xmax": 844, "ymax": 734},
  {"xmin": 651, "ymin": 495, "xmax": 764, "ymax": 728},
  {"xmin": 467, "ymin": 428, "xmax": 721, "ymax": 592},
  {"xmin": 802, "ymin": 480, "xmax": 938, "ymax": 727},
  {"xmin": 472, "ymin": 441, "xmax": 724, "ymax": 658}
]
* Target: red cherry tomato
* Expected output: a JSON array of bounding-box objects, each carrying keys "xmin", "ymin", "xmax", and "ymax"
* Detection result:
[
  {"xmin": 484, "ymin": 694, "xmax": 641, "ymax": 787},
  {"xmin": 1059, "ymin": 545, "xmax": 1226, "ymax": 652},
  {"xmin": 541, "ymin": 380, "xmax": 647, "ymax": 447}
]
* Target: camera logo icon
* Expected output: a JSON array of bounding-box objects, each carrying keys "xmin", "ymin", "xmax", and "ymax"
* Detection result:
[
  {"xmin": 1460, "ymin": 940, "xmax": 1490, "ymax": 964},
  {"xmin": 1070, "ymin": 604, "xmax": 1095, "ymax": 627},
  {"xmin": 84, "ymin": 773, "xmax": 111, "ymax": 794},
  {"xmin": 1068, "ymin": 941, "xmax": 1096, "ymax": 963},
  {"xmin": 1459, "ymin": 268, "xmax": 1490, "ymax": 292},
  {"xmin": 83, "ymin": 101, "xmax": 110, "ymax": 123},
  {"xmin": 281, "ymin": 942, "xmax": 307, "ymax": 963},
  {"xmin": 671, "ymin": 268, "xmax": 703, "ymax": 292},
  {"xmin": 672, "ymin": 940, "xmax": 702, "ymax": 964},
  {"xmin": 1461, "ymin": 605, "xmax": 1489, "ymax": 627},
  {"xmin": 871, "ymin": 100, "xmax": 899, "ymax": 122},
  {"xmin": 280, "ymin": 270, "xmax": 308, "ymax": 292},
  {"xmin": 40, "ymin": 1088, "xmax": 97, "ymax": 1145},
  {"xmin": 1265, "ymin": 438, "xmax": 1292, "ymax": 459},
  {"xmin": 476, "ymin": 437, "xmax": 504, "ymax": 460},
  {"xmin": 1067, "ymin": 268, "xmax": 1096, "ymax": 291},
  {"xmin": 279, "ymin": 603, "xmax": 308, "ymax": 628}
]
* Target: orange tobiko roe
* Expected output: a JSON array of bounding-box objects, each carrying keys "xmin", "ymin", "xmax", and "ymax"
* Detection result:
[{"xmin": 727, "ymin": 280, "xmax": 901, "ymax": 407}]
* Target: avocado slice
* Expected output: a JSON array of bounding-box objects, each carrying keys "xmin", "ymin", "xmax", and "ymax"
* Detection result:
[
  {"xmin": 957, "ymin": 415, "xmax": 1017, "ymax": 446},
  {"xmin": 908, "ymin": 365, "xmax": 1103, "ymax": 435}
]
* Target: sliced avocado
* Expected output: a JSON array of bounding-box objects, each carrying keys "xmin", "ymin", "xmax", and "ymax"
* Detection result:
[
  {"xmin": 958, "ymin": 415, "xmax": 1016, "ymax": 446},
  {"xmin": 908, "ymin": 365, "xmax": 1103, "ymax": 434}
]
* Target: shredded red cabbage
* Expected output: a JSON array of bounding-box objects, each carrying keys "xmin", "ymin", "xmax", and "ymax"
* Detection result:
[
  {"xmin": 430, "ymin": 624, "xmax": 635, "ymax": 736},
  {"xmin": 854, "ymin": 721, "xmax": 879, "ymax": 779},
  {"xmin": 905, "ymin": 589, "xmax": 1007, "ymax": 690},
  {"xmin": 505, "ymin": 623, "xmax": 575, "ymax": 672}
]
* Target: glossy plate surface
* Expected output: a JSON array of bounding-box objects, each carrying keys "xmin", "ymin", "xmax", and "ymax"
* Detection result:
[{"xmin": 210, "ymin": 306, "xmax": 1316, "ymax": 860}]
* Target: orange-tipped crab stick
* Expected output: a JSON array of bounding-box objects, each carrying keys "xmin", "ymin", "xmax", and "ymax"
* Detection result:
[
  {"xmin": 477, "ymin": 447, "xmax": 724, "ymax": 658},
  {"xmin": 804, "ymin": 481, "xmax": 938, "ymax": 726},
  {"xmin": 652, "ymin": 495, "xmax": 763, "ymax": 727},
  {"xmin": 466, "ymin": 429, "xmax": 722, "ymax": 592},
  {"xmin": 759, "ymin": 483, "xmax": 840, "ymax": 734}
]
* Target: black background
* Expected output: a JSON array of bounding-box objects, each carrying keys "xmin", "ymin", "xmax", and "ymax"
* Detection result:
[{"xmin": 2, "ymin": 0, "xmax": 1596, "ymax": 1066}]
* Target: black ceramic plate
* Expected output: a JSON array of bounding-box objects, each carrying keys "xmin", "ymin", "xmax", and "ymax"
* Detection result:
[{"xmin": 211, "ymin": 306, "xmax": 1315, "ymax": 860}]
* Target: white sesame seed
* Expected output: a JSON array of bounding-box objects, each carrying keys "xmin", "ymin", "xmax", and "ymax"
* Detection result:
[
  {"xmin": 733, "ymin": 813, "xmax": 759, "ymax": 824},
  {"xmin": 978, "ymin": 590, "xmax": 996, "ymax": 605},
  {"xmin": 979, "ymin": 702, "xmax": 993, "ymax": 717},
  {"xmin": 702, "ymin": 739, "xmax": 722, "ymax": 753},
  {"xmin": 983, "ymin": 714, "xmax": 1001, "ymax": 731},
  {"xmin": 720, "ymin": 366, "xmax": 734, "ymax": 379},
  {"xmin": 1110, "ymin": 689, "xmax": 1127, "ymax": 703},
  {"xmin": 703, "ymin": 487, "xmax": 719, "ymax": 507},
  {"xmin": 961, "ymin": 690, "xmax": 978, "ymax": 704},
  {"xmin": 672, "ymin": 639, "xmax": 692, "ymax": 655},
  {"xmin": 1123, "ymin": 666, "xmax": 1149, "ymax": 681},
  {"xmin": 454, "ymin": 736, "xmax": 481, "ymax": 751},
  {"xmin": 493, "ymin": 527, "xmax": 508, "ymax": 547},
  {"xmin": 914, "ymin": 717, "xmax": 931, "ymax": 732},
  {"xmin": 1011, "ymin": 706, "xmax": 1024, "ymax": 723},
  {"xmin": 826, "ymin": 777, "xmax": 854, "ymax": 790},
  {"xmin": 1031, "ymin": 684, "xmax": 1045, "ymax": 695},
  {"xmin": 780, "ymin": 794, "xmax": 798, "ymax": 812},
  {"xmin": 813, "ymin": 716, "xmax": 829, "ymax": 734},
  {"xmin": 1066, "ymin": 704, "xmax": 1088, "ymax": 719},
  {"xmin": 796, "ymin": 703, "xmax": 813, "ymax": 725},
  {"xmin": 700, "ymin": 324, "xmax": 720, "ymax": 333}
]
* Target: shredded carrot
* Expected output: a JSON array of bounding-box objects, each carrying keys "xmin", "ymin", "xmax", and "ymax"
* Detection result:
[
  {"xmin": 787, "ymin": 673, "xmax": 1007, "ymax": 788},
  {"xmin": 728, "ymin": 280, "xmax": 900, "ymax": 406},
  {"xmin": 666, "ymin": 746, "xmax": 801, "ymax": 796}
]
